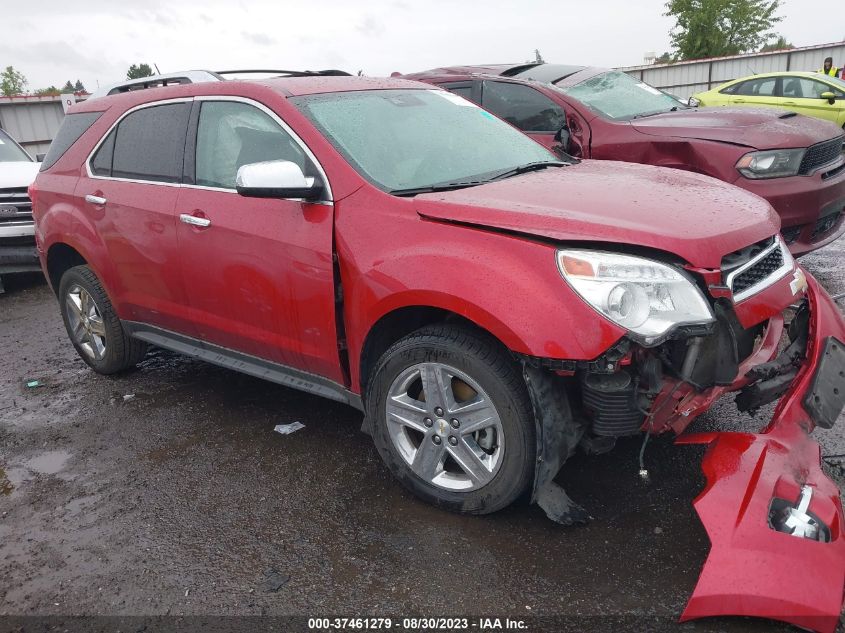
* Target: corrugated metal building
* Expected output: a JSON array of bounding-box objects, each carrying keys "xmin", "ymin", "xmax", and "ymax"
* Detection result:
[
  {"xmin": 621, "ymin": 40, "xmax": 845, "ymax": 100},
  {"xmin": 0, "ymin": 94, "xmax": 85, "ymax": 158}
]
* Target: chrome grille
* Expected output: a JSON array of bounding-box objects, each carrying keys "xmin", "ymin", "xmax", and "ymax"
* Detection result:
[
  {"xmin": 799, "ymin": 136, "xmax": 844, "ymax": 175},
  {"xmin": 722, "ymin": 237, "xmax": 794, "ymax": 302},
  {"xmin": 0, "ymin": 187, "xmax": 34, "ymax": 227}
]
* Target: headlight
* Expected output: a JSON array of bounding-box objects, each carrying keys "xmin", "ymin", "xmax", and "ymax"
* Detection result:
[
  {"xmin": 556, "ymin": 249, "xmax": 714, "ymax": 346},
  {"xmin": 736, "ymin": 149, "xmax": 805, "ymax": 179}
]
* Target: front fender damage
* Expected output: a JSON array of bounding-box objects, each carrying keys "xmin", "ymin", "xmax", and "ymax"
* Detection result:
[
  {"xmin": 679, "ymin": 273, "xmax": 845, "ymax": 633},
  {"xmin": 522, "ymin": 363, "xmax": 589, "ymax": 526}
]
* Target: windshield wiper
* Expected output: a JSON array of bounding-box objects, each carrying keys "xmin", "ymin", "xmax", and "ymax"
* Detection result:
[
  {"xmin": 486, "ymin": 160, "xmax": 568, "ymax": 182},
  {"xmin": 389, "ymin": 180, "xmax": 486, "ymax": 197},
  {"xmin": 632, "ymin": 106, "xmax": 682, "ymax": 120}
]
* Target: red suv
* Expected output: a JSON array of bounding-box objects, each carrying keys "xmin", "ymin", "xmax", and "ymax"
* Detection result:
[
  {"xmin": 30, "ymin": 71, "xmax": 845, "ymax": 632},
  {"xmin": 404, "ymin": 63, "xmax": 845, "ymax": 256}
]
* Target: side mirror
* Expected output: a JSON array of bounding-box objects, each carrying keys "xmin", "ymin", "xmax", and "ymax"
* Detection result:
[
  {"xmin": 235, "ymin": 160, "xmax": 323, "ymax": 201},
  {"xmin": 687, "ymin": 96, "xmax": 701, "ymax": 107},
  {"xmin": 554, "ymin": 124, "xmax": 571, "ymax": 151},
  {"xmin": 35, "ymin": 153, "xmax": 46, "ymax": 162},
  {"xmin": 821, "ymin": 91, "xmax": 837, "ymax": 105}
]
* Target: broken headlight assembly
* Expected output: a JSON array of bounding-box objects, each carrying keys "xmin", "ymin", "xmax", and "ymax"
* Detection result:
[
  {"xmin": 736, "ymin": 148, "xmax": 805, "ymax": 179},
  {"xmin": 557, "ymin": 249, "xmax": 714, "ymax": 346}
]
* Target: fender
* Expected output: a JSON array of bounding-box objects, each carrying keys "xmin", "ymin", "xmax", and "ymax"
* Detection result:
[{"xmin": 334, "ymin": 187, "xmax": 626, "ymax": 393}]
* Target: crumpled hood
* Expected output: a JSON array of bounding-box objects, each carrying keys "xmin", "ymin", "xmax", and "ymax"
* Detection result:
[
  {"xmin": 415, "ymin": 160, "xmax": 779, "ymax": 269},
  {"xmin": 631, "ymin": 107, "xmax": 841, "ymax": 150},
  {"xmin": 0, "ymin": 161, "xmax": 40, "ymax": 189}
]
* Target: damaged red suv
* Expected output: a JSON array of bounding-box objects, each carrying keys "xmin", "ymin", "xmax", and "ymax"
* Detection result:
[
  {"xmin": 31, "ymin": 71, "xmax": 845, "ymax": 632},
  {"xmin": 404, "ymin": 63, "xmax": 845, "ymax": 256}
]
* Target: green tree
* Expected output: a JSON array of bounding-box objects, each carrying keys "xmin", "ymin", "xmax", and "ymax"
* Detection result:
[
  {"xmin": 664, "ymin": 0, "xmax": 783, "ymax": 60},
  {"xmin": 1, "ymin": 66, "xmax": 28, "ymax": 96},
  {"xmin": 655, "ymin": 51, "xmax": 676, "ymax": 64},
  {"xmin": 62, "ymin": 80, "xmax": 75, "ymax": 92},
  {"xmin": 126, "ymin": 63, "xmax": 154, "ymax": 80},
  {"xmin": 760, "ymin": 35, "xmax": 794, "ymax": 52},
  {"xmin": 34, "ymin": 86, "xmax": 60, "ymax": 96},
  {"xmin": 74, "ymin": 79, "xmax": 85, "ymax": 92}
]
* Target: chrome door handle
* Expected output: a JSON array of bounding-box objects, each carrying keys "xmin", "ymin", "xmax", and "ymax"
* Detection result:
[
  {"xmin": 85, "ymin": 194, "xmax": 107, "ymax": 205},
  {"xmin": 180, "ymin": 213, "xmax": 211, "ymax": 228}
]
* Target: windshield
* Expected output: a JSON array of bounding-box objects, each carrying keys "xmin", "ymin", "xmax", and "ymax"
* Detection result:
[
  {"xmin": 559, "ymin": 71, "xmax": 687, "ymax": 121},
  {"xmin": 0, "ymin": 129, "xmax": 33, "ymax": 162},
  {"xmin": 291, "ymin": 89, "xmax": 556, "ymax": 193}
]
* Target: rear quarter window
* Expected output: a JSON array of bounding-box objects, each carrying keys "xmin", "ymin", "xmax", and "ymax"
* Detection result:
[{"xmin": 39, "ymin": 112, "xmax": 103, "ymax": 171}]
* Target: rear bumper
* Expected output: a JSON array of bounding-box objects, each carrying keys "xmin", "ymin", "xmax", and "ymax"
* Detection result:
[
  {"xmin": 677, "ymin": 272, "xmax": 845, "ymax": 633},
  {"xmin": 735, "ymin": 169, "xmax": 845, "ymax": 256}
]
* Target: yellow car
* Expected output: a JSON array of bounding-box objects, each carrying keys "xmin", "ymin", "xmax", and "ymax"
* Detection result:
[{"xmin": 691, "ymin": 71, "xmax": 845, "ymax": 128}]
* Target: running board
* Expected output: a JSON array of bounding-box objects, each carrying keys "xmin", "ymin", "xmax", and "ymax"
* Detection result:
[{"xmin": 123, "ymin": 321, "xmax": 363, "ymax": 411}]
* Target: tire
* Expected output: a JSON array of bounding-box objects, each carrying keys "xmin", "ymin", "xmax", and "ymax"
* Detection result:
[
  {"xmin": 58, "ymin": 265, "xmax": 147, "ymax": 374},
  {"xmin": 366, "ymin": 324, "xmax": 536, "ymax": 515}
]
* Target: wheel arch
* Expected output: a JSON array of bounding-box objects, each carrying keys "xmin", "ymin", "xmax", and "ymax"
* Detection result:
[
  {"xmin": 357, "ymin": 302, "xmax": 520, "ymax": 397},
  {"xmin": 46, "ymin": 242, "xmax": 88, "ymax": 295}
]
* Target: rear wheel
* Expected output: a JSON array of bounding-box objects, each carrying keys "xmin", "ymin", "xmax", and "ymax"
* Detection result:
[
  {"xmin": 58, "ymin": 265, "xmax": 147, "ymax": 374},
  {"xmin": 366, "ymin": 324, "xmax": 535, "ymax": 514}
]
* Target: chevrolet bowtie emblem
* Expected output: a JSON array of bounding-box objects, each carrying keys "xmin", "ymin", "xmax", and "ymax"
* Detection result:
[{"xmin": 790, "ymin": 268, "xmax": 808, "ymax": 296}]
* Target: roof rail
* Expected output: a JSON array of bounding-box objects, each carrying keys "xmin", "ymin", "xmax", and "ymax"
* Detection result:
[
  {"xmin": 88, "ymin": 68, "xmax": 352, "ymax": 100},
  {"xmin": 216, "ymin": 69, "xmax": 352, "ymax": 77}
]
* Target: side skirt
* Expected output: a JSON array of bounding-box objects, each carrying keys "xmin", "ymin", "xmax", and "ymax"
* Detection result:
[{"xmin": 123, "ymin": 321, "xmax": 364, "ymax": 411}]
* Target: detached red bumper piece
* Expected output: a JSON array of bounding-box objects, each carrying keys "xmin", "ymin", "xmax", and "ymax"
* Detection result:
[{"xmin": 679, "ymin": 273, "xmax": 845, "ymax": 633}]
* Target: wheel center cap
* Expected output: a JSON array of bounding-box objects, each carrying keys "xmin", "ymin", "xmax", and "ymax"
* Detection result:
[{"xmin": 436, "ymin": 419, "xmax": 448, "ymax": 436}]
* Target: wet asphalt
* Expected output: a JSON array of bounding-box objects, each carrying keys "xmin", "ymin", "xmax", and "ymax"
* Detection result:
[{"xmin": 1, "ymin": 239, "xmax": 844, "ymax": 633}]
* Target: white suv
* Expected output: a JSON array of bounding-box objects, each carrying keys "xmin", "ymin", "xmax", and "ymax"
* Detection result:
[{"xmin": 0, "ymin": 128, "xmax": 40, "ymax": 292}]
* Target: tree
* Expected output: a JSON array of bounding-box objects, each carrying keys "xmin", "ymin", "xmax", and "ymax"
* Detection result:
[
  {"xmin": 760, "ymin": 35, "xmax": 794, "ymax": 52},
  {"xmin": 74, "ymin": 79, "xmax": 85, "ymax": 92},
  {"xmin": 126, "ymin": 64, "xmax": 154, "ymax": 80},
  {"xmin": 34, "ymin": 86, "xmax": 60, "ymax": 96},
  {"xmin": 1, "ymin": 66, "xmax": 28, "ymax": 96},
  {"xmin": 655, "ymin": 51, "xmax": 676, "ymax": 64},
  {"xmin": 664, "ymin": 0, "xmax": 784, "ymax": 60},
  {"xmin": 62, "ymin": 80, "xmax": 75, "ymax": 92}
]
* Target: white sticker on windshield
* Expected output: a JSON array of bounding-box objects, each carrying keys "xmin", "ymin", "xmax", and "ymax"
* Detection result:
[
  {"xmin": 0, "ymin": 138, "xmax": 5, "ymax": 144},
  {"xmin": 429, "ymin": 89, "xmax": 478, "ymax": 107},
  {"xmin": 636, "ymin": 82, "xmax": 663, "ymax": 96}
]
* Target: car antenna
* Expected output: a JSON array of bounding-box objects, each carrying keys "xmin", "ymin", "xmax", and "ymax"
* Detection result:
[
  {"xmin": 748, "ymin": 64, "xmax": 757, "ymax": 75},
  {"xmin": 154, "ymin": 63, "xmax": 162, "ymax": 75}
]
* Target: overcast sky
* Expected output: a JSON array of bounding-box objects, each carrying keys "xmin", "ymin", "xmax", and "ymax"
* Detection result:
[{"xmin": 3, "ymin": 0, "xmax": 842, "ymax": 92}]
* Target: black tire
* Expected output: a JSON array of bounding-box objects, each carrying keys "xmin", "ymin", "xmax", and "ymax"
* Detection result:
[
  {"xmin": 366, "ymin": 324, "xmax": 536, "ymax": 515},
  {"xmin": 58, "ymin": 265, "xmax": 147, "ymax": 374}
]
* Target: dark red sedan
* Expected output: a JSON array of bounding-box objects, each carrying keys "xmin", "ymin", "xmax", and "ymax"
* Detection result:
[{"xmin": 404, "ymin": 63, "xmax": 845, "ymax": 256}]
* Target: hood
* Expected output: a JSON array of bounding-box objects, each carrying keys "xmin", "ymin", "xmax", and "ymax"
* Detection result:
[
  {"xmin": 415, "ymin": 160, "xmax": 779, "ymax": 269},
  {"xmin": 630, "ymin": 107, "xmax": 841, "ymax": 150},
  {"xmin": 0, "ymin": 161, "xmax": 40, "ymax": 189}
]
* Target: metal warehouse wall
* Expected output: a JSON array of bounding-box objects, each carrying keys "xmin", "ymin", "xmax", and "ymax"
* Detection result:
[
  {"xmin": 0, "ymin": 96, "xmax": 78, "ymax": 158},
  {"xmin": 621, "ymin": 41, "xmax": 845, "ymax": 100}
]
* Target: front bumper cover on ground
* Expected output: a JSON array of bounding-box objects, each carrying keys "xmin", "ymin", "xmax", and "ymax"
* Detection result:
[{"xmin": 678, "ymin": 271, "xmax": 845, "ymax": 633}]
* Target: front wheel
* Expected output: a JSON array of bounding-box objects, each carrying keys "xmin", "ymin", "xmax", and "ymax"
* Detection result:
[
  {"xmin": 366, "ymin": 325, "xmax": 536, "ymax": 515},
  {"xmin": 58, "ymin": 265, "xmax": 147, "ymax": 374}
]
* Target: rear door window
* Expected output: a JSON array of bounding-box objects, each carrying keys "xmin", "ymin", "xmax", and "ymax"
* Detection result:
[
  {"xmin": 40, "ymin": 112, "xmax": 103, "ymax": 171},
  {"xmin": 733, "ymin": 77, "xmax": 778, "ymax": 97},
  {"xmin": 90, "ymin": 129, "xmax": 116, "ymax": 176},
  {"xmin": 481, "ymin": 81, "xmax": 565, "ymax": 132},
  {"xmin": 110, "ymin": 103, "xmax": 191, "ymax": 183}
]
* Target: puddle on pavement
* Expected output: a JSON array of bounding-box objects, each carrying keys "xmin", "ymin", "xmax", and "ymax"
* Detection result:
[{"xmin": 25, "ymin": 449, "xmax": 72, "ymax": 475}]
